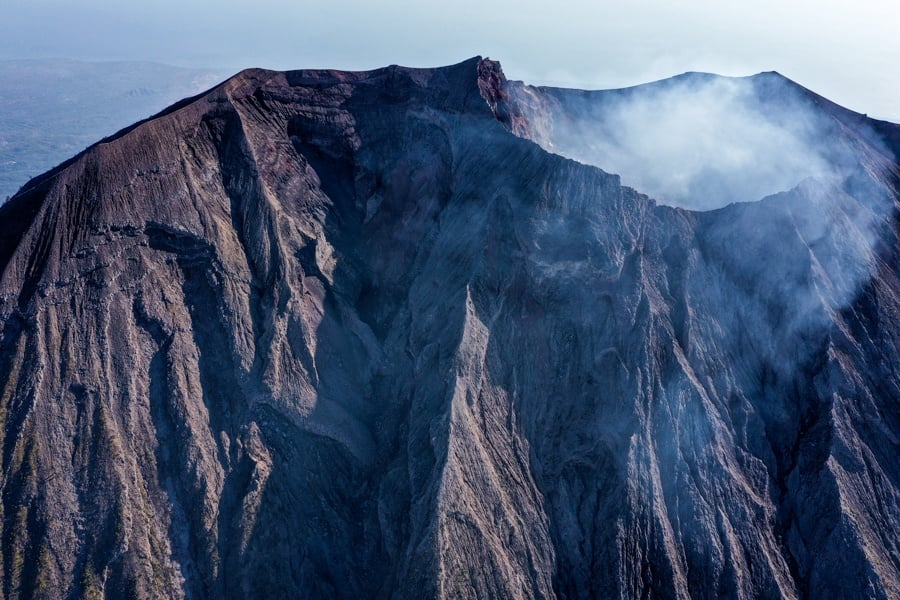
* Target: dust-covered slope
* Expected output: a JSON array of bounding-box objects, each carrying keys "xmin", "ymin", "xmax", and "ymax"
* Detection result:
[
  {"xmin": 0, "ymin": 57, "xmax": 897, "ymax": 599},
  {"xmin": 0, "ymin": 59, "xmax": 231, "ymax": 201}
]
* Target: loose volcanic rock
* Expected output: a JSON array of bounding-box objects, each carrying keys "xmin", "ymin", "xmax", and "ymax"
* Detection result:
[{"xmin": 0, "ymin": 57, "xmax": 897, "ymax": 599}]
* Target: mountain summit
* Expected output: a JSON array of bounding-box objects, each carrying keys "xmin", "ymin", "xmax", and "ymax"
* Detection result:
[{"xmin": 0, "ymin": 57, "xmax": 897, "ymax": 599}]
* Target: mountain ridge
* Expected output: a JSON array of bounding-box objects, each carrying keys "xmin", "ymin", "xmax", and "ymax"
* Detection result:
[
  {"xmin": 0, "ymin": 57, "xmax": 897, "ymax": 599},
  {"xmin": 0, "ymin": 59, "xmax": 232, "ymax": 200}
]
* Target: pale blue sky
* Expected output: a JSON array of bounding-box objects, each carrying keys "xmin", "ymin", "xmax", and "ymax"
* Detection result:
[{"xmin": 3, "ymin": 0, "xmax": 898, "ymax": 120}]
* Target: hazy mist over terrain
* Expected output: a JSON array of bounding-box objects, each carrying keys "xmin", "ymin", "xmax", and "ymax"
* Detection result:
[
  {"xmin": 2, "ymin": 0, "xmax": 897, "ymax": 121},
  {"xmin": 517, "ymin": 75, "xmax": 851, "ymax": 210},
  {"xmin": 508, "ymin": 68, "xmax": 891, "ymax": 371},
  {"xmin": 0, "ymin": 59, "xmax": 229, "ymax": 199},
  {"xmin": 0, "ymin": 57, "xmax": 896, "ymax": 597}
]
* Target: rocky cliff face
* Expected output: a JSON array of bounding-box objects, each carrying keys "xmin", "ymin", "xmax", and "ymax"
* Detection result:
[{"xmin": 0, "ymin": 57, "xmax": 897, "ymax": 599}]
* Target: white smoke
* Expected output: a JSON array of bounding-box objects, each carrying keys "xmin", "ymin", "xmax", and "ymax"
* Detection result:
[
  {"xmin": 526, "ymin": 75, "xmax": 842, "ymax": 210},
  {"xmin": 511, "ymin": 72, "xmax": 897, "ymax": 383}
]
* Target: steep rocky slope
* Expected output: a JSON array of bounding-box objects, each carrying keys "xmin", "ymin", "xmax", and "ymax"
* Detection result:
[
  {"xmin": 0, "ymin": 59, "xmax": 229, "ymax": 200},
  {"xmin": 0, "ymin": 57, "xmax": 897, "ymax": 599}
]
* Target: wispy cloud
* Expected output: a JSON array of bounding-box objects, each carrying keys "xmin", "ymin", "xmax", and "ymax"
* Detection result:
[{"xmin": 522, "ymin": 75, "xmax": 843, "ymax": 210}]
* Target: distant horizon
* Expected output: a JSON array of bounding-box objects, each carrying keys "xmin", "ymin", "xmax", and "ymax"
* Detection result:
[
  {"xmin": 3, "ymin": 0, "xmax": 897, "ymax": 122},
  {"xmin": 3, "ymin": 54, "xmax": 897, "ymax": 125}
]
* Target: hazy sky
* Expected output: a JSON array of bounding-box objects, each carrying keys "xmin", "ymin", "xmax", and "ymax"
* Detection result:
[{"xmin": 3, "ymin": 0, "xmax": 898, "ymax": 120}]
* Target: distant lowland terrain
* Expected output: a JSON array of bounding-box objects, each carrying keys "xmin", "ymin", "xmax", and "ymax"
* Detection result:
[{"xmin": 0, "ymin": 59, "xmax": 230, "ymax": 200}]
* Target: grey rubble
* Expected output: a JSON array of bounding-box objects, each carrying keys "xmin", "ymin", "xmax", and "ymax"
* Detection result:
[{"xmin": 0, "ymin": 57, "xmax": 897, "ymax": 599}]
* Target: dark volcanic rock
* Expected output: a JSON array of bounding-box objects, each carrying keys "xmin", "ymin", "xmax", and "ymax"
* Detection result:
[{"xmin": 0, "ymin": 57, "xmax": 897, "ymax": 599}]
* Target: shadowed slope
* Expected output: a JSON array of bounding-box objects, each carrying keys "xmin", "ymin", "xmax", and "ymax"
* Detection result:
[{"xmin": 0, "ymin": 57, "xmax": 897, "ymax": 599}]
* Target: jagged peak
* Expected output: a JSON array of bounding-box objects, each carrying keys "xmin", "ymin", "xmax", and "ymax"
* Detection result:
[
  {"xmin": 4, "ymin": 57, "xmax": 501, "ymax": 205},
  {"xmin": 280, "ymin": 55, "xmax": 487, "ymax": 86},
  {"xmin": 0, "ymin": 49, "xmax": 897, "ymax": 600}
]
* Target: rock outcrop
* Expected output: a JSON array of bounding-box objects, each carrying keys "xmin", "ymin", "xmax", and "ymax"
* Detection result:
[{"xmin": 0, "ymin": 57, "xmax": 897, "ymax": 599}]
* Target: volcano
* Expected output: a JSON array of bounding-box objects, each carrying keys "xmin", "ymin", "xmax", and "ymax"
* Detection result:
[{"xmin": 0, "ymin": 57, "xmax": 897, "ymax": 599}]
